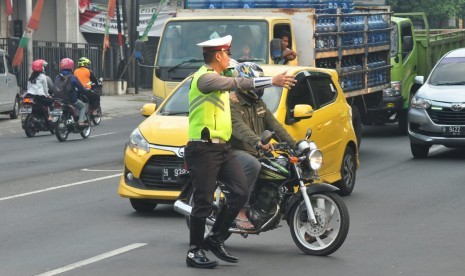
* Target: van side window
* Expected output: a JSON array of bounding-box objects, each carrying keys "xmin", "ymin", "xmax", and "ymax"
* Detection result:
[{"xmin": 0, "ymin": 55, "xmax": 5, "ymax": 74}]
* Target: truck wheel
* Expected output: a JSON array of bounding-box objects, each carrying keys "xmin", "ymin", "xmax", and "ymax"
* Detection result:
[
  {"xmin": 351, "ymin": 106, "xmax": 362, "ymax": 147},
  {"xmin": 10, "ymin": 97, "xmax": 20, "ymax": 119}
]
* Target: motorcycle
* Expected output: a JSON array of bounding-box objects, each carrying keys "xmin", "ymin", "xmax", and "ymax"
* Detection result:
[
  {"xmin": 20, "ymin": 95, "xmax": 57, "ymax": 137},
  {"xmin": 51, "ymin": 96, "xmax": 92, "ymax": 142},
  {"xmin": 174, "ymin": 129, "xmax": 350, "ymax": 256}
]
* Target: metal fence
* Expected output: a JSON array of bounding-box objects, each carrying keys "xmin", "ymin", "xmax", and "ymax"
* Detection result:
[{"xmin": 0, "ymin": 37, "xmax": 156, "ymax": 91}]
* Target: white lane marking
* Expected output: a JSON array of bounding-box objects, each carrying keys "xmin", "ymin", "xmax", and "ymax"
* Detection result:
[
  {"xmin": 34, "ymin": 243, "xmax": 147, "ymax": 276},
  {"xmin": 0, "ymin": 173, "xmax": 122, "ymax": 202},
  {"xmin": 81, "ymin": 168, "xmax": 123, "ymax": 172},
  {"xmin": 90, "ymin": 132, "xmax": 116, "ymax": 138}
]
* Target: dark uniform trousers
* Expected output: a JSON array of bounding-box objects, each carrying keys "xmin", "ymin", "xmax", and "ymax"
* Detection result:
[{"xmin": 184, "ymin": 141, "xmax": 249, "ymax": 219}]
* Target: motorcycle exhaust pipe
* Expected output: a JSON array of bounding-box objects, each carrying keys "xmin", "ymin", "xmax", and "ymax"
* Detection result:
[{"xmin": 173, "ymin": 200, "xmax": 215, "ymax": 226}]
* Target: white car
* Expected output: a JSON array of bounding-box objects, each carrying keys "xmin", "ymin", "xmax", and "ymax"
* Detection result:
[
  {"xmin": 0, "ymin": 49, "xmax": 20, "ymax": 119},
  {"xmin": 408, "ymin": 48, "xmax": 465, "ymax": 158}
]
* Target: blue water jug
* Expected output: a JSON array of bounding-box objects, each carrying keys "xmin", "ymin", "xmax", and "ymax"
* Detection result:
[
  {"xmin": 241, "ymin": 0, "xmax": 255, "ymax": 8},
  {"xmin": 255, "ymin": 0, "xmax": 273, "ymax": 8},
  {"xmin": 223, "ymin": 0, "xmax": 242, "ymax": 8},
  {"xmin": 208, "ymin": 0, "xmax": 223, "ymax": 8},
  {"xmin": 273, "ymin": 0, "xmax": 292, "ymax": 8},
  {"xmin": 187, "ymin": 0, "xmax": 210, "ymax": 9},
  {"xmin": 292, "ymin": 0, "xmax": 309, "ymax": 8}
]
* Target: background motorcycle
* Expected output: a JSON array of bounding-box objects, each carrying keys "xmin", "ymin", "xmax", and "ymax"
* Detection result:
[
  {"xmin": 20, "ymin": 95, "xmax": 56, "ymax": 137},
  {"xmin": 51, "ymin": 97, "xmax": 91, "ymax": 142},
  {"xmin": 175, "ymin": 130, "xmax": 350, "ymax": 256}
]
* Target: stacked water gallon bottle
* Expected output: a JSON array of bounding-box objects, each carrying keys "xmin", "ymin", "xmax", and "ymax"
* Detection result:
[{"xmin": 187, "ymin": 0, "xmax": 353, "ymax": 9}]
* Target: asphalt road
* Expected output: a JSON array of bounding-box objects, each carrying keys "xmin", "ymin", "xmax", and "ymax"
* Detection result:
[{"xmin": 1, "ymin": 109, "xmax": 464, "ymax": 276}]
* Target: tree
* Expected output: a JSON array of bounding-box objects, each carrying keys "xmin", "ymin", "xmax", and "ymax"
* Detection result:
[{"xmin": 387, "ymin": 0, "xmax": 465, "ymax": 28}]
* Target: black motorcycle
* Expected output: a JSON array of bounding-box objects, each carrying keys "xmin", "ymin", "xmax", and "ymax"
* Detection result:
[
  {"xmin": 174, "ymin": 130, "xmax": 350, "ymax": 256},
  {"xmin": 51, "ymin": 98, "xmax": 91, "ymax": 142},
  {"xmin": 87, "ymin": 78, "xmax": 103, "ymax": 125},
  {"xmin": 20, "ymin": 95, "xmax": 57, "ymax": 137}
]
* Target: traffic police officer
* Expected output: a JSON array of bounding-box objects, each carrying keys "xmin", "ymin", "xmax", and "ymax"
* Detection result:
[{"xmin": 185, "ymin": 35, "xmax": 296, "ymax": 269}]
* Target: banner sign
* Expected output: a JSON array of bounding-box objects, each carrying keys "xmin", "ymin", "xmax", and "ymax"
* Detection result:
[{"xmin": 79, "ymin": 3, "xmax": 176, "ymax": 37}]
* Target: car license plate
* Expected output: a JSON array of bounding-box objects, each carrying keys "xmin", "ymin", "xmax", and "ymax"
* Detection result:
[
  {"xmin": 19, "ymin": 107, "xmax": 32, "ymax": 114},
  {"xmin": 442, "ymin": 126, "xmax": 465, "ymax": 136},
  {"xmin": 162, "ymin": 167, "xmax": 188, "ymax": 183}
]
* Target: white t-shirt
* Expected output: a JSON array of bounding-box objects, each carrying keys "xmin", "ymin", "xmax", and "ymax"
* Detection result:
[{"xmin": 26, "ymin": 73, "xmax": 49, "ymax": 97}]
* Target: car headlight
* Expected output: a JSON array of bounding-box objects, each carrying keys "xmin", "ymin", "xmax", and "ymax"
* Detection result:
[
  {"xmin": 383, "ymin": 81, "xmax": 402, "ymax": 97},
  {"xmin": 307, "ymin": 149, "xmax": 323, "ymax": 171},
  {"xmin": 410, "ymin": 96, "xmax": 431, "ymax": 109},
  {"xmin": 128, "ymin": 128, "xmax": 150, "ymax": 156}
]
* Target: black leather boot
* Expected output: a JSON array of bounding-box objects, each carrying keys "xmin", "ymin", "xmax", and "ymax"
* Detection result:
[
  {"xmin": 204, "ymin": 206, "xmax": 239, "ymax": 263},
  {"xmin": 186, "ymin": 216, "xmax": 218, "ymax": 268}
]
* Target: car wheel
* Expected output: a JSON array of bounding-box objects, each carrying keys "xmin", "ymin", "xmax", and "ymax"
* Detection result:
[
  {"xmin": 130, "ymin": 198, "xmax": 158, "ymax": 212},
  {"xmin": 410, "ymin": 142, "xmax": 430, "ymax": 158},
  {"xmin": 397, "ymin": 109, "xmax": 408, "ymax": 134},
  {"xmin": 10, "ymin": 97, "xmax": 20, "ymax": 119},
  {"xmin": 334, "ymin": 146, "xmax": 356, "ymax": 196}
]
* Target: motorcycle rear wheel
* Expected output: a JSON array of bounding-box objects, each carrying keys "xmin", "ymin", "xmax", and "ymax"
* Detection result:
[
  {"xmin": 55, "ymin": 116, "xmax": 69, "ymax": 142},
  {"xmin": 289, "ymin": 192, "xmax": 349, "ymax": 256},
  {"xmin": 24, "ymin": 114, "xmax": 37, "ymax": 137}
]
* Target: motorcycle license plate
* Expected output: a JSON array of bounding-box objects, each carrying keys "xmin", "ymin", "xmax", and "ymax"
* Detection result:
[
  {"xmin": 19, "ymin": 107, "xmax": 32, "ymax": 114},
  {"xmin": 162, "ymin": 167, "xmax": 188, "ymax": 183},
  {"xmin": 442, "ymin": 126, "xmax": 465, "ymax": 136},
  {"xmin": 50, "ymin": 109, "xmax": 63, "ymax": 116}
]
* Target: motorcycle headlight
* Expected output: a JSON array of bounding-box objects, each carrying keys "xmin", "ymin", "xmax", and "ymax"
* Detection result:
[
  {"xmin": 411, "ymin": 96, "xmax": 431, "ymax": 109},
  {"xmin": 128, "ymin": 128, "xmax": 149, "ymax": 157},
  {"xmin": 307, "ymin": 149, "xmax": 323, "ymax": 171}
]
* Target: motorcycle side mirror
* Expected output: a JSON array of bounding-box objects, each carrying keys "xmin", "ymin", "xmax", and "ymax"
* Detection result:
[{"xmin": 305, "ymin": 129, "xmax": 312, "ymax": 140}]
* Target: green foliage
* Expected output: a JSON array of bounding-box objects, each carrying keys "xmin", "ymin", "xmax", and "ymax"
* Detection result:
[{"xmin": 387, "ymin": 0, "xmax": 465, "ymax": 27}]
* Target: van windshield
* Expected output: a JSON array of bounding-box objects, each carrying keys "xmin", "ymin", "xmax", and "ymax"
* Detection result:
[
  {"xmin": 429, "ymin": 57, "xmax": 465, "ymax": 85},
  {"xmin": 157, "ymin": 20, "xmax": 269, "ymax": 67}
]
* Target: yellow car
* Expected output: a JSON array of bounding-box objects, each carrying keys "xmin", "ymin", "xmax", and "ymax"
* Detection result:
[{"xmin": 118, "ymin": 65, "xmax": 358, "ymax": 212}]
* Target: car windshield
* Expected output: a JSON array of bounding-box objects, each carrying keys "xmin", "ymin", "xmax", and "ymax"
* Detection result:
[
  {"xmin": 158, "ymin": 79, "xmax": 282, "ymax": 115},
  {"xmin": 156, "ymin": 20, "xmax": 268, "ymax": 67},
  {"xmin": 429, "ymin": 56, "xmax": 465, "ymax": 85}
]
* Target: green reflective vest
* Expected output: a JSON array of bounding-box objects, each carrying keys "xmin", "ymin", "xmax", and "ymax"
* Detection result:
[{"xmin": 188, "ymin": 66, "xmax": 232, "ymax": 141}]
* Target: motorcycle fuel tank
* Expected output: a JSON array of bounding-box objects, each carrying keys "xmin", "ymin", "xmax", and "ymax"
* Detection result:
[{"xmin": 258, "ymin": 158, "xmax": 289, "ymax": 180}]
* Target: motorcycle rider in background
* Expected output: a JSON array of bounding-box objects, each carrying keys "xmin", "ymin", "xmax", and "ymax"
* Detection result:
[
  {"xmin": 229, "ymin": 62, "xmax": 296, "ymax": 230},
  {"xmin": 54, "ymin": 58, "xmax": 89, "ymax": 127},
  {"xmin": 25, "ymin": 59, "xmax": 54, "ymax": 120},
  {"xmin": 73, "ymin": 57, "xmax": 101, "ymax": 115}
]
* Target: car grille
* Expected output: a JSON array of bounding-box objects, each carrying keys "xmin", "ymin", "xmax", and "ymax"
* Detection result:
[
  {"xmin": 140, "ymin": 155, "xmax": 185, "ymax": 190},
  {"xmin": 427, "ymin": 108, "xmax": 465, "ymax": 125}
]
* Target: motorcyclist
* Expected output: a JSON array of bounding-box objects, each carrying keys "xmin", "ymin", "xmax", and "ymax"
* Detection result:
[
  {"xmin": 229, "ymin": 62, "xmax": 296, "ymax": 229},
  {"xmin": 25, "ymin": 59, "xmax": 54, "ymax": 120},
  {"xmin": 73, "ymin": 57, "xmax": 101, "ymax": 115},
  {"xmin": 54, "ymin": 58, "xmax": 89, "ymax": 127}
]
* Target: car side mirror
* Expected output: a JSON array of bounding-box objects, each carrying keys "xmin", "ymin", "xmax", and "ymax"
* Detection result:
[
  {"xmin": 141, "ymin": 103, "xmax": 157, "ymax": 117},
  {"xmin": 414, "ymin": 76, "xmax": 424, "ymax": 85},
  {"xmin": 293, "ymin": 104, "xmax": 314, "ymax": 119}
]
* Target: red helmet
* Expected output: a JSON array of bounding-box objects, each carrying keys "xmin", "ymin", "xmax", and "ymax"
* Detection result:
[
  {"xmin": 60, "ymin": 58, "xmax": 74, "ymax": 71},
  {"xmin": 32, "ymin": 59, "xmax": 48, "ymax": 72}
]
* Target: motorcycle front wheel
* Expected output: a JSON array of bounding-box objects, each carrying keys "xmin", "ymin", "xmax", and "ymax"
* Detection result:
[
  {"xmin": 24, "ymin": 114, "xmax": 37, "ymax": 137},
  {"xmin": 80, "ymin": 114, "xmax": 92, "ymax": 139},
  {"xmin": 55, "ymin": 115, "xmax": 69, "ymax": 142},
  {"xmin": 92, "ymin": 107, "xmax": 102, "ymax": 125},
  {"xmin": 289, "ymin": 192, "xmax": 349, "ymax": 256}
]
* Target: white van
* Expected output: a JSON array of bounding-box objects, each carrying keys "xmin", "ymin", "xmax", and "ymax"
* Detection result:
[{"xmin": 0, "ymin": 48, "xmax": 20, "ymax": 119}]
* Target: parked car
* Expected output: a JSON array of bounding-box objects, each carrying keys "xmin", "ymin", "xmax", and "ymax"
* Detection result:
[
  {"xmin": 408, "ymin": 48, "xmax": 465, "ymax": 158},
  {"xmin": 118, "ymin": 65, "xmax": 359, "ymax": 212},
  {"xmin": 0, "ymin": 49, "xmax": 21, "ymax": 119}
]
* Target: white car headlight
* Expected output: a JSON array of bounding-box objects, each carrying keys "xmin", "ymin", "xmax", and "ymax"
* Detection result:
[
  {"xmin": 307, "ymin": 149, "xmax": 323, "ymax": 171},
  {"xmin": 128, "ymin": 128, "xmax": 150, "ymax": 156},
  {"xmin": 411, "ymin": 96, "xmax": 431, "ymax": 109}
]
